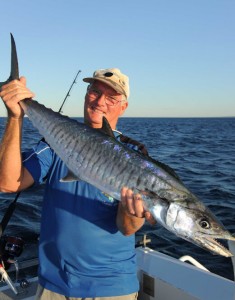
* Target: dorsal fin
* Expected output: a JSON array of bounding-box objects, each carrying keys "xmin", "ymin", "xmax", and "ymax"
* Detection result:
[
  {"xmin": 148, "ymin": 156, "xmax": 183, "ymax": 183},
  {"xmin": 99, "ymin": 116, "xmax": 115, "ymax": 138}
]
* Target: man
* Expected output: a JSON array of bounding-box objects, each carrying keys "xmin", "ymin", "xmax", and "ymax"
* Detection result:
[{"xmin": 0, "ymin": 68, "xmax": 153, "ymax": 299}]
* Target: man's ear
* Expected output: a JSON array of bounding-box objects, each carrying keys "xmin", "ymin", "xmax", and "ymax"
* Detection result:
[{"xmin": 119, "ymin": 101, "xmax": 128, "ymax": 116}]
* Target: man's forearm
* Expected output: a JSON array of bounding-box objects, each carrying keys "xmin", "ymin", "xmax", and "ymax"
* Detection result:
[{"xmin": 0, "ymin": 117, "xmax": 24, "ymax": 192}]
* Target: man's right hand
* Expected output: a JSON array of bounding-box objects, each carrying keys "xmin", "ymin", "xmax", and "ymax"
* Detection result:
[{"xmin": 0, "ymin": 77, "xmax": 35, "ymax": 119}]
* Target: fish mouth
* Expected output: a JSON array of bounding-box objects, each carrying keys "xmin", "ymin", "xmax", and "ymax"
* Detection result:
[{"xmin": 195, "ymin": 234, "xmax": 235, "ymax": 257}]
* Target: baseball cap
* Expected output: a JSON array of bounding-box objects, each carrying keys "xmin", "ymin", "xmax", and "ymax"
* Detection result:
[{"xmin": 83, "ymin": 68, "xmax": 130, "ymax": 99}]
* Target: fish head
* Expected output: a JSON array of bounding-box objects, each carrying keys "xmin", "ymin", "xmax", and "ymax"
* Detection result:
[{"xmin": 164, "ymin": 201, "xmax": 235, "ymax": 257}]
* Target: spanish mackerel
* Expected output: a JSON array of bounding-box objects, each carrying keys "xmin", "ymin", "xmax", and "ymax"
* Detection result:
[
  {"xmin": 1, "ymin": 34, "xmax": 235, "ymax": 257},
  {"xmin": 19, "ymin": 99, "xmax": 235, "ymax": 257}
]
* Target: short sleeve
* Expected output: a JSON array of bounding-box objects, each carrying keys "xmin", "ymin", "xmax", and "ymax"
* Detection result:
[{"xmin": 22, "ymin": 140, "xmax": 53, "ymax": 185}]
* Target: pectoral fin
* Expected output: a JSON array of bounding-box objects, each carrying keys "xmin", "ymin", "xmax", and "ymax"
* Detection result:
[{"xmin": 60, "ymin": 171, "xmax": 80, "ymax": 182}]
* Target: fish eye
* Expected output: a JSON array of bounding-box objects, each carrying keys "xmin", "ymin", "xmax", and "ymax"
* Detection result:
[{"xmin": 199, "ymin": 218, "xmax": 211, "ymax": 229}]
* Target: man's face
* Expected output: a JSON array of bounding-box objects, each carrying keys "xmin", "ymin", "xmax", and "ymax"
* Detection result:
[{"xmin": 84, "ymin": 80, "xmax": 128, "ymax": 129}]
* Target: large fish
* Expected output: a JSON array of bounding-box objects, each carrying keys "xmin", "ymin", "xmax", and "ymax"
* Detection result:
[
  {"xmin": 1, "ymin": 34, "xmax": 235, "ymax": 257},
  {"xmin": 19, "ymin": 99, "xmax": 235, "ymax": 257}
]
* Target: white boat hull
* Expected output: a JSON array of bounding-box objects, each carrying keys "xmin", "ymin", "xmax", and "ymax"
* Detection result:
[{"xmin": 136, "ymin": 247, "xmax": 235, "ymax": 300}]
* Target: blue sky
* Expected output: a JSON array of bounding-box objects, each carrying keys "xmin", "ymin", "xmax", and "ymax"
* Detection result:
[{"xmin": 0, "ymin": 0, "xmax": 234, "ymax": 117}]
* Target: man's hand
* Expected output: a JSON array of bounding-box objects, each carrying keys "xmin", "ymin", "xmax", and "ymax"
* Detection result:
[
  {"xmin": 120, "ymin": 187, "xmax": 156, "ymax": 225},
  {"xmin": 0, "ymin": 77, "xmax": 35, "ymax": 119}
]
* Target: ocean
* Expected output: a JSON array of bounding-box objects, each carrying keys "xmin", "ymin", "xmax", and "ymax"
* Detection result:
[{"xmin": 0, "ymin": 117, "xmax": 234, "ymax": 281}]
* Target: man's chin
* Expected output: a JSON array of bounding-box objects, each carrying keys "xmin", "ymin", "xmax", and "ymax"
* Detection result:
[{"xmin": 86, "ymin": 112, "xmax": 104, "ymax": 128}]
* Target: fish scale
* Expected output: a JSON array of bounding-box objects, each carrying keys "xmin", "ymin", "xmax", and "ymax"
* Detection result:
[
  {"xmin": 20, "ymin": 99, "xmax": 153, "ymax": 195},
  {"xmin": 17, "ymin": 98, "xmax": 235, "ymax": 256}
]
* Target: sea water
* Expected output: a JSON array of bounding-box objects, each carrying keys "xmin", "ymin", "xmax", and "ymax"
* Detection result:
[{"xmin": 0, "ymin": 117, "xmax": 234, "ymax": 280}]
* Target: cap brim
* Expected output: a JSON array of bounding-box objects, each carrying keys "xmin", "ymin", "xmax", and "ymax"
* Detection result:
[{"xmin": 83, "ymin": 77, "xmax": 126, "ymax": 97}]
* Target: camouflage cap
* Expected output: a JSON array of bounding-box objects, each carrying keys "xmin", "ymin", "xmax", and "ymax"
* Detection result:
[{"xmin": 83, "ymin": 68, "xmax": 130, "ymax": 99}]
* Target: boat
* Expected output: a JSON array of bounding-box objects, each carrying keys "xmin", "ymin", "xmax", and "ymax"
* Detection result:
[
  {"xmin": 137, "ymin": 245, "xmax": 235, "ymax": 300},
  {"xmin": 0, "ymin": 235, "xmax": 235, "ymax": 300}
]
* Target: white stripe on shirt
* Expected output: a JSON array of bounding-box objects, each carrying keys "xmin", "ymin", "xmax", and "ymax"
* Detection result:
[{"xmin": 22, "ymin": 146, "xmax": 51, "ymax": 163}]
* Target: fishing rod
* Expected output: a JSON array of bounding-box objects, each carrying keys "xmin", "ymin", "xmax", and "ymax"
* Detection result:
[
  {"xmin": 0, "ymin": 193, "xmax": 20, "ymax": 238},
  {"xmin": 0, "ymin": 69, "xmax": 82, "ymax": 238},
  {"xmin": 58, "ymin": 69, "xmax": 81, "ymax": 114}
]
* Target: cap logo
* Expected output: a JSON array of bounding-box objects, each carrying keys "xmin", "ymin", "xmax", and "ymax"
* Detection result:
[
  {"xmin": 104, "ymin": 72, "xmax": 113, "ymax": 77},
  {"xmin": 103, "ymin": 71, "xmax": 125, "ymax": 87}
]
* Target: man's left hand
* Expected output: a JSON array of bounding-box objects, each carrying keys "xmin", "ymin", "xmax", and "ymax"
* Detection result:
[{"xmin": 120, "ymin": 187, "xmax": 156, "ymax": 225}]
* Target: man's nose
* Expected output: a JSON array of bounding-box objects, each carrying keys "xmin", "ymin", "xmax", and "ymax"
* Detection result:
[{"xmin": 96, "ymin": 93, "xmax": 106, "ymax": 105}]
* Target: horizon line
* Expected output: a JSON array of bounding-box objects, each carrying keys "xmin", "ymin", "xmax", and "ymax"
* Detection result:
[{"xmin": 0, "ymin": 116, "xmax": 234, "ymax": 119}]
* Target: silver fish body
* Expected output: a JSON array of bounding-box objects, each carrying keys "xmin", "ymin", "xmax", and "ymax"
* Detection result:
[{"xmin": 20, "ymin": 99, "xmax": 235, "ymax": 257}]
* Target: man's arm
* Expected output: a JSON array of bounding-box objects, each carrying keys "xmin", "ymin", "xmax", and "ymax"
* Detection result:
[
  {"xmin": 0, "ymin": 77, "xmax": 35, "ymax": 192},
  {"xmin": 0, "ymin": 117, "xmax": 34, "ymax": 192},
  {"xmin": 116, "ymin": 204, "xmax": 145, "ymax": 236}
]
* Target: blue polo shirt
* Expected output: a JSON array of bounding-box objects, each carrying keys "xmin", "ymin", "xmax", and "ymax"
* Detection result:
[{"xmin": 22, "ymin": 137, "xmax": 139, "ymax": 297}]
